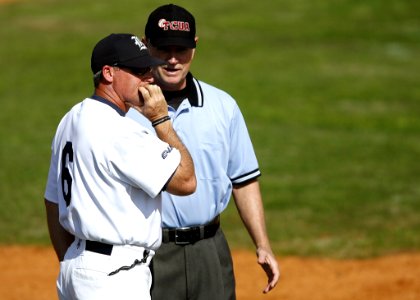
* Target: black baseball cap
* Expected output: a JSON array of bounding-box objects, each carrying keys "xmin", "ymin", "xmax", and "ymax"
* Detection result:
[
  {"xmin": 145, "ymin": 4, "xmax": 196, "ymax": 48},
  {"xmin": 91, "ymin": 33, "xmax": 166, "ymax": 74}
]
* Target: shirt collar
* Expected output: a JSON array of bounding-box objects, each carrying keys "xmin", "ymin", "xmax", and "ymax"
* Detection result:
[
  {"xmin": 162, "ymin": 73, "xmax": 203, "ymax": 107},
  {"xmin": 188, "ymin": 73, "xmax": 204, "ymax": 107}
]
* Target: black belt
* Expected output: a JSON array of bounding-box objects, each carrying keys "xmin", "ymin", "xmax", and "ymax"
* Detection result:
[
  {"xmin": 162, "ymin": 215, "xmax": 220, "ymax": 245},
  {"xmin": 85, "ymin": 240, "xmax": 150, "ymax": 276},
  {"xmin": 85, "ymin": 240, "xmax": 113, "ymax": 255}
]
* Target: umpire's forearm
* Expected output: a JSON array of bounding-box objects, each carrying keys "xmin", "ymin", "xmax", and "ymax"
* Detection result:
[
  {"xmin": 232, "ymin": 180, "xmax": 271, "ymax": 249},
  {"xmin": 45, "ymin": 200, "xmax": 74, "ymax": 261},
  {"xmin": 233, "ymin": 181, "xmax": 280, "ymax": 293}
]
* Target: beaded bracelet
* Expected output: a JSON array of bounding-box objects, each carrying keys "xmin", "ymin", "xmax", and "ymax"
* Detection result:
[{"xmin": 152, "ymin": 115, "xmax": 171, "ymax": 127}]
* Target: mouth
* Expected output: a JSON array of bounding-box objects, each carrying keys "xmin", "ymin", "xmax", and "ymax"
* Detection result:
[{"xmin": 163, "ymin": 66, "xmax": 180, "ymax": 75}]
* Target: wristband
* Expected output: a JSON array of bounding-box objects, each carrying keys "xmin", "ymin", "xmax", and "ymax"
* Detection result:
[{"xmin": 152, "ymin": 115, "xmax": 171, "ymax": 127}]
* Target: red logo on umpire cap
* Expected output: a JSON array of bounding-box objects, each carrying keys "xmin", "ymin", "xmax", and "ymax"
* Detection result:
[{"xmin": 158, "ymin": 18, "xmax": 190, "ymax": 32}]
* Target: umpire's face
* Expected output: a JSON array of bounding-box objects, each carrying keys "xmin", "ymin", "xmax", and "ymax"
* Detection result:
[{"xmin": 147, "ymin": 42, "xmax": 197, "ymax": 92}]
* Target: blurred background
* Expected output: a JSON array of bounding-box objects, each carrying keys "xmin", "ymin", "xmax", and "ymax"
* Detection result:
[{"xmin": 0, "ymin": 0, "xmax": 419, "ymax": 258}]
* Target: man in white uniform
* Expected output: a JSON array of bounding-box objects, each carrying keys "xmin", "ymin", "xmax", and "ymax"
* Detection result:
[{"xmin": 44, "ymin": 33, "xmax": 196, "ymax": 300}]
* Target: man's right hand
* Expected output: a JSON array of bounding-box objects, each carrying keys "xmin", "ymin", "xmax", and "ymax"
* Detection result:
[{"xmin": 136, "ymin": 85, "xmax": 168, "ymax": 122}]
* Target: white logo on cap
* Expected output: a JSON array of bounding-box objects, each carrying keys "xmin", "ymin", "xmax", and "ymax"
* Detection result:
[
  {"xmin": 131, "ymin": 36, "xmax": 147, "ymax": 50},
  {"xmin": 158, "ymin": 18, "xmax": 190, "ymax": 32}
]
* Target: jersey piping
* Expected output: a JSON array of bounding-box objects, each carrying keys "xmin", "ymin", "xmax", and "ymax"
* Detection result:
[{"xmin": 91, "ymin": 94, "xmax": 125, "ymax": 116}]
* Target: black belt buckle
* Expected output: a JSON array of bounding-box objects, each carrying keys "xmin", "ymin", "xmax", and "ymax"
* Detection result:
[
  {"xmin": 162, "ymin": 215, "xmax": 220, "ymax": 244},
  {"xmin": 174, "ymin": 227, "xmax": 198, "ymax": 245}
]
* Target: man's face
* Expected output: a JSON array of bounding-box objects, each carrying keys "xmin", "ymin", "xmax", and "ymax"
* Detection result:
[
  {"xmin": 112, "ymin": 66, "xmax": 154, "ymax": 108},
  {"xmin": 147, "ymin": 44, "xmax": 195, "ymax": 91}
]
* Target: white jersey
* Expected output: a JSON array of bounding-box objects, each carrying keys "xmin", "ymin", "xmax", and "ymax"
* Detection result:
[{"xmin": 44, "ymin": 97, "xmax": 180, "ymax": 250}]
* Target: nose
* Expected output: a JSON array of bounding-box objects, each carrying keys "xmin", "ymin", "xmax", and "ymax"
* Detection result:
[
  {"xmin": 166, "ymin": 51, "xmax": 179, "ymax": 64},
  {"xmin": 166, "ymin": 57, "xmax": 177, "ymax": 65},
  {"xmin": 144, "ymin": 74, "xmax": 154, "ymax": 83},
  {"xmin": 137, "ymin": 69, "xmax": 154, "ymax": 82}
]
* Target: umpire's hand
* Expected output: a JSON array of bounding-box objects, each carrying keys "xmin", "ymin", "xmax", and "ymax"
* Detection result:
[{"xmin": 257, "ymin": 247, "xmax": 280, "ymax": 293}]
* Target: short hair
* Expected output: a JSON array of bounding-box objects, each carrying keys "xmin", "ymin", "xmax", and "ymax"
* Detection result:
[{"xmin": 93, "ymin": 70, "xmax": 102, "ymax": 87}]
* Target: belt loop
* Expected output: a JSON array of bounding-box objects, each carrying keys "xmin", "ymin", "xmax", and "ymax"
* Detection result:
[
  {"xmin": 199, "ymin": 225, "xmax": 205, "ymax": 239},
  {"xmin": 162, "ymin": 229, "xmax": 169, "ymax": 243}
]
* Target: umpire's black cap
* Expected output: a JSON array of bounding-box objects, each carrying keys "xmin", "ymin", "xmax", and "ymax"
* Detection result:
[
  {"xmin": 145, "ymin": 4, "xmax": 196, "ymax": 48},
  {"xmin": 91, "ymin": 33, "xmax": 166, "ymax": 74}
]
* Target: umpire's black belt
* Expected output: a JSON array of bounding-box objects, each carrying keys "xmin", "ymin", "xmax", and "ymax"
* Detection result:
[{"xmin": 162, "ymin": 215, "xmax": 220, "ymax": 245}]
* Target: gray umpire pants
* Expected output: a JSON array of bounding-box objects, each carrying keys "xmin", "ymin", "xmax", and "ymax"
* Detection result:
[{"xmin": 150, "ymin": 228, "xmax": 236, "ymax": 300}]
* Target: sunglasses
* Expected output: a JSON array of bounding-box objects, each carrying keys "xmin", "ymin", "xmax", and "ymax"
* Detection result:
[{"xmin": 114, "ymin": 64, "xmax": 152, "ymax": 77}]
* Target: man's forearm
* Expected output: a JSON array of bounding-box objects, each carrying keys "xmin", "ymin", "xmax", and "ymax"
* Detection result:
[
  {"xmin": 45, "ymin": 199, "xmax": 74, "ymax": 261},
  {"xmin": 154, "ymin": 121, "xmax": 196, "ymax": 195},
  {"xmin": 232, "ymin": 180, "xmax": 271, "ymax": 249}
]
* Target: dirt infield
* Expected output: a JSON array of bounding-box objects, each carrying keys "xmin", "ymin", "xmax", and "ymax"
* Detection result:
[{"xmin": 0, "ymin": 246, "xmax": 419, "ymax": 299}]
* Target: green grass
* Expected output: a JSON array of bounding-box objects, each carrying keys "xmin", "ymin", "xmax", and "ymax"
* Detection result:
[{"xmin": 1, "ymin": 0, "xmax": 419, "ymax": 258}]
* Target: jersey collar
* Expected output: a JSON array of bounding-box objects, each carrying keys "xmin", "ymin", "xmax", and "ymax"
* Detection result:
[{"xmin": 91, "ymin": 94, "xmax": 125, "ymax": 116}]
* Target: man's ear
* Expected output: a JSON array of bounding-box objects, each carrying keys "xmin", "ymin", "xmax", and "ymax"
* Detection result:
[{"xmin": 101, "ymin": 65, "xmax": 114, "ymax": 82}]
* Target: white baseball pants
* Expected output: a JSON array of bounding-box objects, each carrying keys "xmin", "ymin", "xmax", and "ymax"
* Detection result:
[{"xmin": 57, "ymin": 239, "xmax": 154, "ymax": 300}]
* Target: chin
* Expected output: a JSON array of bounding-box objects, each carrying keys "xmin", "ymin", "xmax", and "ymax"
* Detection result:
[{"xmin": 158, "ymin": 77, "xmax": 182, "ymax": 89}]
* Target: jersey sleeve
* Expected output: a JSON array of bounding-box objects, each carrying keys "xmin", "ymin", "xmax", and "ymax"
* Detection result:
[
  {"xmin": 228, "ymin": 104, "xmax": 261, "ymax": 185},
  {"xmin": 105, "ymin": 128, "xmax": 181, "ymax": 198}
]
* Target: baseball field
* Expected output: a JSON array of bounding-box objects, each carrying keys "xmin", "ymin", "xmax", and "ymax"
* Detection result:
[
  {"xmin": 0, "ymin": 246, "xmax": 419, "ymax": 299},
  {"xmin": 1, "ymin": 0, "xmax": 420, "ymax": 299}
]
